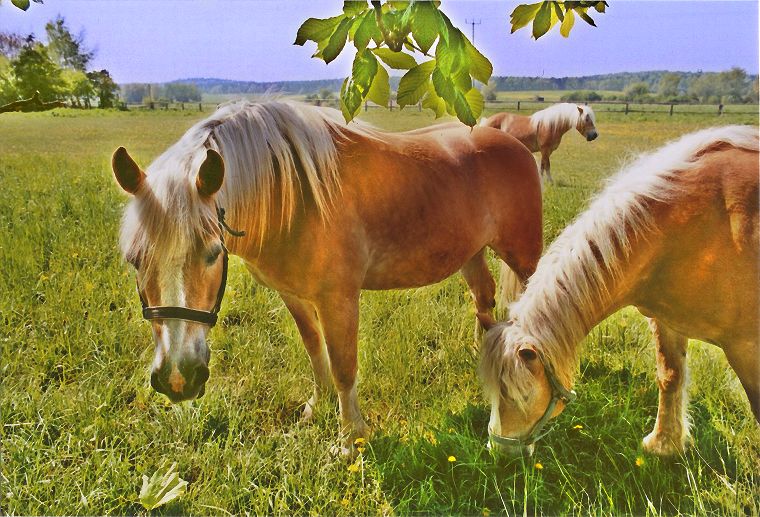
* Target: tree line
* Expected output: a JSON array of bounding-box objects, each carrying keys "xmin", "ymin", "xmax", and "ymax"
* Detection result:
[{"xmin": 0, "ymin": 17, "xmax": 119, "ymax": 108}]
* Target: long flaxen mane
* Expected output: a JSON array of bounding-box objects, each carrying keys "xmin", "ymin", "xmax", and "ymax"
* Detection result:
[
  {"xmin": 481, "ymin": 125, "xmax": 759, "ymax": 410},
  {"xmin": 119, "ymin": 100, "xmax": 376, "ymax": 272},
  {"xmin": 529, "ymin": 102, "xmax": 594, "ymax": 134}
]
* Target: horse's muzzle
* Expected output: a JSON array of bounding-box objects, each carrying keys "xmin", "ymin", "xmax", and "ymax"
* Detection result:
[
  {"xmin": 586, "ymin": 131, "xmax": 598, "ymax": 141},
  {"xmin": 150, "ymin": 360, "xmax": 210, "ymax": 402}
]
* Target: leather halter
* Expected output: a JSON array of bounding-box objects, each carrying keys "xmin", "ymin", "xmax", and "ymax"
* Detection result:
[
  {"xmin": 136, "ymin": 206, "xmax": 244, "ymax": 328},
  {"xmin": 489, "ymin": 353, "xmax": 576, "ymax": 450}
]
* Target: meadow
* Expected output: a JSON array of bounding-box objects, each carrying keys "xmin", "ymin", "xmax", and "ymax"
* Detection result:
[{"xmin": 1, "ymin": 105, "xmax": 758, "ymax": 515}]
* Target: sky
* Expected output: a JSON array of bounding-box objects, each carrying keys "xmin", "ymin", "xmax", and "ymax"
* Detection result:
[{"xmin": 0, "ymin": 1, "xmax": 757, "ymax": 84}]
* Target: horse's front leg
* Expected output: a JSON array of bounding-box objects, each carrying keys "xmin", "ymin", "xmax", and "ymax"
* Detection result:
[
  {"xmin": 315, "ymin": 289, "xmax": 369, "ymax": 456},
  {"xmin": 642, "ymin": 318, "xmax": 690, "ymax": 455},
  {"xmin": 281, "ymin": 294, "xmax": 332, "ymax": 422}
]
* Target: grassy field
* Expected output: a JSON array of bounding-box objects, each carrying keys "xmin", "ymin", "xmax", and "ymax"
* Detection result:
[{"xmin": 1, "ymin": 105, "xmax": 758, "ymax": 515}]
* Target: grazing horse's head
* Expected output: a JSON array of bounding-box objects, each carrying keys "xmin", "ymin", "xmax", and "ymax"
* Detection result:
[
  {"xmin": 479, "ymin": 319, "xmax": 575, "ymax": 457},
  {"xmin": 575, "ymin": 105, "xmax": 598, "ymax": 142},
  {"xmin": 113, "ymin": 146, "xmax": 228, "ymax": 402}
]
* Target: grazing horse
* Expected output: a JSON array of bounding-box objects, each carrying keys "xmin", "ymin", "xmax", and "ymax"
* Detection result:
[
  {"xmin": 480, "ymin": 103, "xmax": 598, "ymax": 183},
  {"xmin": 479, "ymin": 125, "xmax": 758, "ymax": 457},
  {"xmin": 112, "ymin": 100, "xmax": 542, "ymax": 454}
]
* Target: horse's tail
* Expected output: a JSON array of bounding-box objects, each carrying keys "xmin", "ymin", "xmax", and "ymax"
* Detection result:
[{"xmin": 496, "ymin": 262, "xmax": 523, "ymax": 318}]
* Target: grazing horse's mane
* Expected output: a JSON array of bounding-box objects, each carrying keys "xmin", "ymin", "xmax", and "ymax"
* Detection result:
[
  {"xmin": 481, "ymin": 125, "xmax": 759, "ymax": 410},
  {"xmin": 529, "ymin": 102, "xmax": 594, "ymax": 133},
  {"xmin": 120, "ymin": 100, "xmax": 377, "ymax": 271}
]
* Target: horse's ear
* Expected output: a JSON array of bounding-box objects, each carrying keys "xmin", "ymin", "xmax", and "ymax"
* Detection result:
[
  {"xmin": 476, "ymin": 312, "xmax": 497, "ymax": 331},
  {"xmin": 196, "ymin": 149, "xmax": 225, "ymax": 197},
  {"xmin": 112, "ymin": 147, "xmax": 145, "ymax": 194},
  {"xmin": 577, "ymin": 105, "xmax": 584, "ymax": 115}
]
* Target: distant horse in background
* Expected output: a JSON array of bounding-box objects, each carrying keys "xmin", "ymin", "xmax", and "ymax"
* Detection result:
[
  {"xmin": 112, "ymin": 100, "xmax": 543, "ymax": 455},
  {"xmin": 479, "ymin": 125, "xmax": 758, "ymax": 457},
  {"xmin": 481, "ymin": 103, "xmax": 598, "ymax": 183}
]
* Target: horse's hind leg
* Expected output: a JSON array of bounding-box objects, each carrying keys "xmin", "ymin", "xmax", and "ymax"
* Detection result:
[
  {"xmin": 461, "ymin": 249, "xmax": 497, "ymax": 342},
  {"xmin": 281, "ymin": 294, "xmax": 333, "ymax": 422},
  {"xmin": 643, "ymin": 318, "xmax": 690, "ymax": 455},
  {"xmin": 722, "ymin": 341, "xmax": 760, "ymax": 422},
  {"xmin": 540, "ymin": 151, "xmax": 553, "ymax": 184}
]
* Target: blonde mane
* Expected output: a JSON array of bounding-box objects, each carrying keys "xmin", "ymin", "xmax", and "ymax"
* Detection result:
[
  {"xmin": 481, "ymin": 125, "xmax": 759, "ymax": 409},
  {"xmin": 119, "ymin": 99, "xmax": 377, "ymax": 272},
  {"xmin": 529, "ymin": 102, "xmax": 594, "ymax": 133}
]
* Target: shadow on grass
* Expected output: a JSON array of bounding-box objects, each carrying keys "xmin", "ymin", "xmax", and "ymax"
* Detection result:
[{"xmin": 366, "ymin": 364, "xmax": 744, "ymax": 515}]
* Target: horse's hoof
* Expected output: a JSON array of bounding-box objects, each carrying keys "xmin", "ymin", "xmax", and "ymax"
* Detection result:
[{"xmin": 642, "ymin": 431, "xmax": 686, "ymax": 456}]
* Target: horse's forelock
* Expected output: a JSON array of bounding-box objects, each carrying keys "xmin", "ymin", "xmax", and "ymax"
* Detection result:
[{"xmin": 480, "ymin": 322, "xmax": 537, "ymax": 413}]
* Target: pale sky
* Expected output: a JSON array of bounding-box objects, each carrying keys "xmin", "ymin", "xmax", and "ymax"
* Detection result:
[{"xmin": 1, "ymin": 1, "xmax": 757, "ymax": 83}]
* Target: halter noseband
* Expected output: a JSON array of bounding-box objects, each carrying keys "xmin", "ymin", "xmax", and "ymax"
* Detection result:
[
  {"xmin": 137, "ymin": 206, "xmax": 245, "ymax": 328},
  {"xmin": 489, "ymin": 354, "xmax": 576, "ymax": 450}
]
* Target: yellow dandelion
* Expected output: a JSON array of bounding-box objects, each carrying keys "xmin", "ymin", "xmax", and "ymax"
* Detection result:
[
  {"xmin": 573, "ymin": 424, "xmax": 583, "ymax": 429},
  {"xmin": 72, "ymin": 252, "xmax": 79, "ymax": 259},
  {"xmin": 354, "ymin": 437, "xmax": 366, "ymax": 446},
  {"xmin": 341, "ymin": 498, "xmax": 350, "ymax": 506},
  {"xmin": 448, "ymin": 427, "xmax": 455, "ymax": 433},
  {"xmin": 347, "ymin": 463, "xmax": 360, "ymax": 473},
  {"xmin": 482, "ymin": 508, "xmax": 491, "ymax": 517},
  {"xmin": 635, "ymin": 456, "xmax": 645, "ymax": 467},
  {"xmin": 357, "ymin": 447, "xmax": 365, "ymax": 454},
  {"xmin": 447, "ymin": 456, "xmax": 456, "ymax": 463},
  {"xmin": 534, "ymin": 462, "xmax": 543, "ymax": 470}
]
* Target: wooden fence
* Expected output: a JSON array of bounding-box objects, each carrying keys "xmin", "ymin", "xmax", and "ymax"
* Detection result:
[{"xmin": 123, "ymin": 98, "xmax": 758, "ymax": 117}]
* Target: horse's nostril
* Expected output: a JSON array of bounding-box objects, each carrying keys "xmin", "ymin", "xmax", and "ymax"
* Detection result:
[
  {"xmin": 195, "ymin": 364, "xmax": 210, "ymax": 384},
  {"xmin": 150, "ymin": 371, "xmax": 163, "ymax": 393}
]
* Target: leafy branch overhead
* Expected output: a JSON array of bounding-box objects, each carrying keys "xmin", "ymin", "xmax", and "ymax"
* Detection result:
[{"xmin": 295, "ymin": 1, "xmax": 607, "ymax": 126}]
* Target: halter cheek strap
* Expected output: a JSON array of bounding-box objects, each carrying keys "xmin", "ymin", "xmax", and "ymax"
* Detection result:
[
  {"xmin": 136, "ymin": 206, "xmax": 243, "ymax": 328},
  {"xmin": 489, "ymin": 355, "xmax": 576, "ymax": 449}
]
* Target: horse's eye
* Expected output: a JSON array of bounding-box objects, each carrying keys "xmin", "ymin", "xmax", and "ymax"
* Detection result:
[{"xmin": 205, "ymin": 246, "xmax": 222, "ymax": 265}]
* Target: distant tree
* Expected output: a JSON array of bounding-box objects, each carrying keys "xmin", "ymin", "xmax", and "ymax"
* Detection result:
[
  {"xmin": 623, "ymin": 81, "xmax": 650, "ymax": 101},
  {"xmin": 62, "ymin": 69, "xmax": 95, "ymax": 107},
  {"xmin": 10, "ymin": 43, "xmax": 66, "ymax": 100},
  {"xmin": 717, "ymin": 67, "xmax": 749, "ymax": 103},
  {"xmin": 481, "ymin": 79, "xmax": 498, "ymax": 101},
  {"xmin": 561, "ymin": 90, "xmax": 601, "ymax": 102},
  {"xmin": 87, "ymin": 69, "xmax": 119, "ymax": 107},
  {"xmin": 0, "ymin": 31, "xmax": 26, "ymax": 59},
  {"xmin": 164, "ymin": 82, "xmax": 201, "ymax": 102},
  {"xmin": 45, "ymin": 16, "xmax": 94, "ymax": 71},
  {"xmin": 688, "ymin": 74, "xmax": 720, "ymax": 103},
  {"xmin": 657, "ymin": 72, "xmax": 681, "ymax": 97},
  {"xmin": 122, "ymin": 83, "xmax": 150, "ymax": 104}
]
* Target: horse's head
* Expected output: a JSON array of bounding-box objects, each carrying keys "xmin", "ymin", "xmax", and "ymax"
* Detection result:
[
  {"xmin": 575, "ymin": 105, "xmax": 598, "ymax": 142},
  {"xmin": 113, "ymin": 146, "xmax": 228, "ymax": 402},
  {"xmin": 479, "ymin": 318, "xmax": 575, "ymax": 457}
]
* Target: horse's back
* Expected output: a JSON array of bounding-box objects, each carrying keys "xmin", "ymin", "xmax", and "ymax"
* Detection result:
[{"xmin": 481, "ymin": 112, "xmax": 537, "ymax": 152}]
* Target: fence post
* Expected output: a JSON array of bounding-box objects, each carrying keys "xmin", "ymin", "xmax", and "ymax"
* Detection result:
[
  {"xmin": 181, "ymin": 102, "xmax": 184, "ymax": 111},
  {"xmin": 389, "ymin": 99, "xmax": 393, "ymax": 111},
  {"xmin": 718, "ymin": 103, "xmax": 724, "ymax": 116},
  {"xmin": 669, "ymin": 104, "xmax": 674, "ymax": 116},
  {"xmin": 624, "ymin": 103, "xmax": 629, "ymax": 115},
  {"xmin": 199, "ymin": 103, "xmax": 202, "ymax": 111},
  {"xmin": 516, "ymin": 101, "xmax": 521, "ymax": 111},
  {"xmin": 365, "ymin": 100, "xmax": 368, "ymax": 112},
  {"xmin": 418, "ymin": 101, "xmax": 422, "ymax": 112}
]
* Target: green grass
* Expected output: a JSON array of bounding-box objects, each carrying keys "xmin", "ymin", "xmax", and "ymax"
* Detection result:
[{"xmin": 1, "ymin": 107, "xmax": 758, "ymax": 515}]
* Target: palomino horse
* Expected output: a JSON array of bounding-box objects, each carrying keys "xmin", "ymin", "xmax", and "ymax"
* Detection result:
[
  {"xmin": 480, "ymin": 103, "xmax": 598, "ymax": 183},
  {"xmin": 112, "ymin": 100, "xmax": 542, "ymax": 454},
  {"xmin": 479, "ymin": 125, "xmax": 758, "ymax": 457}
]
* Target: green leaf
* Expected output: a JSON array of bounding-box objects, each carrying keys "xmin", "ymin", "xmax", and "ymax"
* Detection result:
[
  {"xmin": 560, "ymin": 8, "xmax": 575, "ymax": 37},
  {"xmin": 575, "ymin": 7, "xmax": 597, "ymax": 27},
  {"xmin": 552, "ymin": 2, "xmax": 565, "ymax": 21},
  {"xmin": 422, "ymin": 82, "xmax": 447, "ymax": 118},
  {"xmin": 353, "ymin": 11, "xmax": 378, "ymax": 50},
  {"xmin": 294, "ymin": 15, "xmax": 345, "ymax": 46},
  {"xmin": 343, "ymin": 0, "xmax": 367, "ymax": 17},
  {"xmin": 138, "ymin": 463, "xmax": 188, "ymax": 511},
  {"xmin": 372, "ymin": 48, "xmax": 417, "ymax": 69},
  {"xmin": 322, "ymin": 17, "xmax": 353, "ymax": 64},
  {"xmin": 464, "ymin": 38, "xmax": 492, "ymax": 84},
  {"xmin": 510, "ymin": 2, "xmax": 542, "ymax": 33},
  {"xmin": 452, "ymin": 69, "xmax": 472, "ymax": 92},
  {"xmin": 410, "ymin": 1, "xmax": 440, "ymax": 54},
  {"xmin": 11, "ymin": 0, "xmax": 31, "ymax": 10},
  {"xmin": 464, "ymin": 87, "xmax": 484, "ymax": 120},
  {"xmin": 532, "ymin": 2, "xmax": 552, "ymax": 39},
  {"xmin": 594, "ymin": 2, "xmax": 607, "ymax": 13},
  {"xmin": 340, "ymin": 78, "xmax": 361, "ymax": 122},
  {"xmin": 367, "ymin": 63, "xmax": 390, "ymax": 107},
  {"xmin": 435, "ymin": 28, "xmax": 464, "ymax": 75},
  {"xmin": 397, "ymin": 59, "xmax": 436, "ymax": 107}
]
